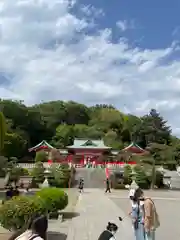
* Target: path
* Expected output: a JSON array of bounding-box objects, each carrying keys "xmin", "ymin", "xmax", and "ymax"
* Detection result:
[{"xmin": 67, "ymin": 189, "xmax": 133, "ymax": 240}]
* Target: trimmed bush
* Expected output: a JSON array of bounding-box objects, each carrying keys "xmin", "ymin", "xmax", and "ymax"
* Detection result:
[
  {"xmin": 0, "ymin": 196, "xmax": 46, "ymax": 230},
  {"xmin": 31, "ymin": 162, "xmax": 45, "ymax": 185},
  {"xmin": 36, "ymin": 187, "xmax": 68, "ymax": 213},
  {"xmin": 123, "ymin": 164, "xmax": 132, "ymax": 185},
  {"xmin": 133, "ymin": 165, "xmax": 150, "ymax": 189},
  {"xmin": 48, "ymin": 164, "xmax": 71, "ymax": 188}
]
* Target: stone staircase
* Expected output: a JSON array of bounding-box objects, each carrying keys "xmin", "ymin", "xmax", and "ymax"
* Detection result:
[{"xmin": 75, "ymin": 168, "xmax": 105, "ymax": 188}]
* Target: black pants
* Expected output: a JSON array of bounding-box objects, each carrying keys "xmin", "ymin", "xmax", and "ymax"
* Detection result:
[{"xmin": 105, "ymin": 187, "xmax": 111, "ymax": 193}]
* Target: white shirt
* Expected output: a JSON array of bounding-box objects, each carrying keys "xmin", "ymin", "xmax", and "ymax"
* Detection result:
[
  {"xmin": 15, "ymin": 230, "xmax": 43, "ymax": 240},
  {"xmin": 109, "ymin": 237, "xmax": 116, "ymax": 240}
]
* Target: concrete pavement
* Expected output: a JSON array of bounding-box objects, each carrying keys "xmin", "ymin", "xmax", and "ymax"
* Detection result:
[{"xmin": 66, "ymin": 189, "xmax": 134, "ymax": 240}]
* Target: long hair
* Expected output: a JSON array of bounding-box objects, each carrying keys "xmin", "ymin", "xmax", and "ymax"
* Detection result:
[{"xmin": 132, "ymin": 188, "xmax": 144, "ymax": 203}]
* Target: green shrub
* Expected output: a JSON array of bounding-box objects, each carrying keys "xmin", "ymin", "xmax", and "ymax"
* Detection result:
[
  {"xmin": 133, "ymin": 165, "xmax": 150, "ymax": 189},
  {"xmin": 8, "ymin": 167, "xmax": 28, "ymax": 185},
  {"xmin": 48, "ymin": 164, "xmax": 70, "ymax": 188},
  {"xmin": 123, "ymin": 164, "xmax": 132, "ymax": 185},
  {"xmin": 0, "ymin": 196, "xmax": 46, "ymax": 230},
  {"xmin": 110, "ymin": 171, "xmax": 124, "ymax": 189},
  {"xmin": 36, "ymin": 187, "xmax": 68, "ymax": 213},
  {"xmin": 113, "ymin": 183, "xmax": 125, "ymax": 189},
  {"xmin": 31, "ymin": 162, "xmax": 45, "ymax": 184}
]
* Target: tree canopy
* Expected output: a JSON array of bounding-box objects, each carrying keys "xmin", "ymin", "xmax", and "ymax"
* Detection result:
[{"xmin": 0, "ymin": 99, "xmax": 179, "ymax": 167}]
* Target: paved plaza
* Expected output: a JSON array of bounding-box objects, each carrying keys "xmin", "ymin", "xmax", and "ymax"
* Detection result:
[
  {"xmin": 1, "ymin": 187, "xmax": 180, "ymax": 240},
  {"xmin": 66, "ymin": 189, "xmax": 180, "ymax": 240},
  {"xmin": 67, "ymin": 189, "xmax": 134, "ymax": 240},
  {"xmin": 110, "ymin": 190, "xmax": 180, "ymax": 240}
]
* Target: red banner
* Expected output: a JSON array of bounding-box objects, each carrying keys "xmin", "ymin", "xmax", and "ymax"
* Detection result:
[{"xmin": 105, "ymin": 168, "xmax": 109, "ymax": 178}]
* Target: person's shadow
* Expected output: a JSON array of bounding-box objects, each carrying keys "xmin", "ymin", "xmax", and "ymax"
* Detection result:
[{"xmin": 48, "ymin": 231, "xmax": 67, "ymax": 240}]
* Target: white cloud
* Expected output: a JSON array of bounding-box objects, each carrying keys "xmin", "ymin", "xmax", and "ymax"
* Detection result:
[
  {"xmin": 116, "ymin": 20, "xmax": 135, "ymax": 32},
  {"xmin": 0, "ymin": 0, "xmax": 180, "ymax": 135}
]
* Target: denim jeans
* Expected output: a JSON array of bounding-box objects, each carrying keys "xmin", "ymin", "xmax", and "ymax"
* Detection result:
[
  {"xmin": 145, "ymin": 230, "xmax": 155, "ymax": 240},
  {"xmin": 134, "ymin": 224, "xmax": 145, "ymax": 240}
]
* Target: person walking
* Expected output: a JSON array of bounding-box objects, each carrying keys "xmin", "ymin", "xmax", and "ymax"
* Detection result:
[
  {"xmin": 105, "ymin": 178, "xmax": 111, "ymax": 193},
  {"xmin": 78, "ymin": 178, "xmax": 84, "ymax": 193}
]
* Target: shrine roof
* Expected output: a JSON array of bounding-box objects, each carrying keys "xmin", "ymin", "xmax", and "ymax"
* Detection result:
[
  {"xmin": 122, "ymin": 142, "xmax": 145, "ymax": 153},
  {"xmin": 28, "ymin": 140, "xmax": 53, "ymax": 152},
  {"xmin": 67, "ymin": 139, "xmax": 111, "ymax": 149}
]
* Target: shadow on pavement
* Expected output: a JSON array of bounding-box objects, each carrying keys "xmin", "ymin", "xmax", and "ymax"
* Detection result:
[
  {"xmin": 48, "ymin": 231, "xmax": 67, "ymax": 240},
  {"xmin": 62, "ymin": 211, "xmax": 80, "ymax": 220}
]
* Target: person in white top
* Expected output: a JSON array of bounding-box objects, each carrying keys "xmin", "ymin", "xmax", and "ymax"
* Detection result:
[{"xmin": 8, "ymin": 215, "xmax": 48, "ymax": 240}]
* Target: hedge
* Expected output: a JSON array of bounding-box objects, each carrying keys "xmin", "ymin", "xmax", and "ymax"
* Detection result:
[
  {"xmin": 36, "ymin": 187, "xmax": 68, "ymax": 213},
  {"xmin": 0, "ymin": 196, "xmax": 46, "ymax": 230}
]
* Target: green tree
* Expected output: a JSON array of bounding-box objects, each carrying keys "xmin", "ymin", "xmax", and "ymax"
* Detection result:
[
  {"xmin": 104, "ymin": 130, "xmax": 122, "ymax": 149},
  {"xmin": 73, "ymin": 124, "xmax": 103, "ymax": 139},
  {"xmin": 65, "ymin": 101, "xmax": 90, "ymax": 125},
  {"xmin": 3, "ymin": 133, "xmax": 27, "ymax": 158},
  {"xmin": 0, "ymin": 156, "xmax": 8, "ymax": 177},
  {"xmin": 0, "ymin": 112, "xmax": 6, "ymax": 152},
  {"xmin": 48, "ymin": 163, "xmax": 70, "ymax": 187},
  {"xmin": 90, "ymin": 108, "xmax": 124, "ymax": 132},
  {"xmin": 31, "ymin": 162, "xmax": 45, "ymax": 184},
  {"xmin": 123, "ymin": 164, "xmax": 132, "ymax": 185},
  {"xmin": 51, "ymin": 124, "xmax": 74, "ymax": 148},
  {"xmin": 134, "ymin": 165, "xmax": 149, "ymax": 189},
  {"xmin": 35, "ymin": 150, "xmax": 48, "ymax": 162},
  {"xmin": 135, "ymin": 109, "xmax": 171, "ymax": 148}
]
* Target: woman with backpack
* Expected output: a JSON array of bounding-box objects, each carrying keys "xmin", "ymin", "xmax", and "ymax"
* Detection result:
[
  {"xmin": 8, "ymin": 214, "xmax": 48, "ymax": 240},
  {"xmin": 129, "ymin": 188, "xmax": 160, "ymax": 240},
  {"xmin": 129, "ymin": 188, "xmax": 145, "ymax": 240}
]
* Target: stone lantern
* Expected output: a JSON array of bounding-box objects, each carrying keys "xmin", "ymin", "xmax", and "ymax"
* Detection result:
[{"xmin": 41, "ymin": 168, "xmax": 50, "ymax": 188}]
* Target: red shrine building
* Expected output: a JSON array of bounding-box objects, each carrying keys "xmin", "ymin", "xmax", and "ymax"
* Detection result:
[
  {"xmin": 28, "ymin": 139, "xmax": 146, "ymax": 164},
  {"xmin": 66, "ymin": 139, "xmax": 111, "ymax": 163}
]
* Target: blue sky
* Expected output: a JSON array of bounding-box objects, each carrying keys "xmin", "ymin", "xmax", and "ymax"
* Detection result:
[
  {"xmin": 76, "ymin": 0, "xmax": 180, "ymax": 48},
  {"xmin": 0, "ymin": 0, "xmax": 180, "ymax": 136}
]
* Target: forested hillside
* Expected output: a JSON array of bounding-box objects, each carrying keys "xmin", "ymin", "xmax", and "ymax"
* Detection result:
[{"xmin": 0, "ymin": 99, "xmax": 180, "ymax": 166}]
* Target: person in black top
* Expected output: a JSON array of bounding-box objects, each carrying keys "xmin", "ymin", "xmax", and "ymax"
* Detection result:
[
  {"xmin": 105, "ymin": 178, "xmax": 111, "ymax": 193},
  {"xmin": 78, "ymin": 178, "xmax": 84, "ymax": 193},
  {"xmin": 98, "ymin": 222, "xmax": 118, "ymax": 240},
  {"xmin": 13, "ymin": 186, "xmax": 20, "ymax": 197}
]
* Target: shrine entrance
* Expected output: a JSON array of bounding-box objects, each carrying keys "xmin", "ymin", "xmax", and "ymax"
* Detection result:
[{"xmin": 67, "ymin": 139, "xmax": 111, "ymax": 165}]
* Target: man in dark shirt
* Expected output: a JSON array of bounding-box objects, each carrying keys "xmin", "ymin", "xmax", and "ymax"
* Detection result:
[{"xmin": 105, "ymin": 178, "xmax": 111, "ymax": 193}]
